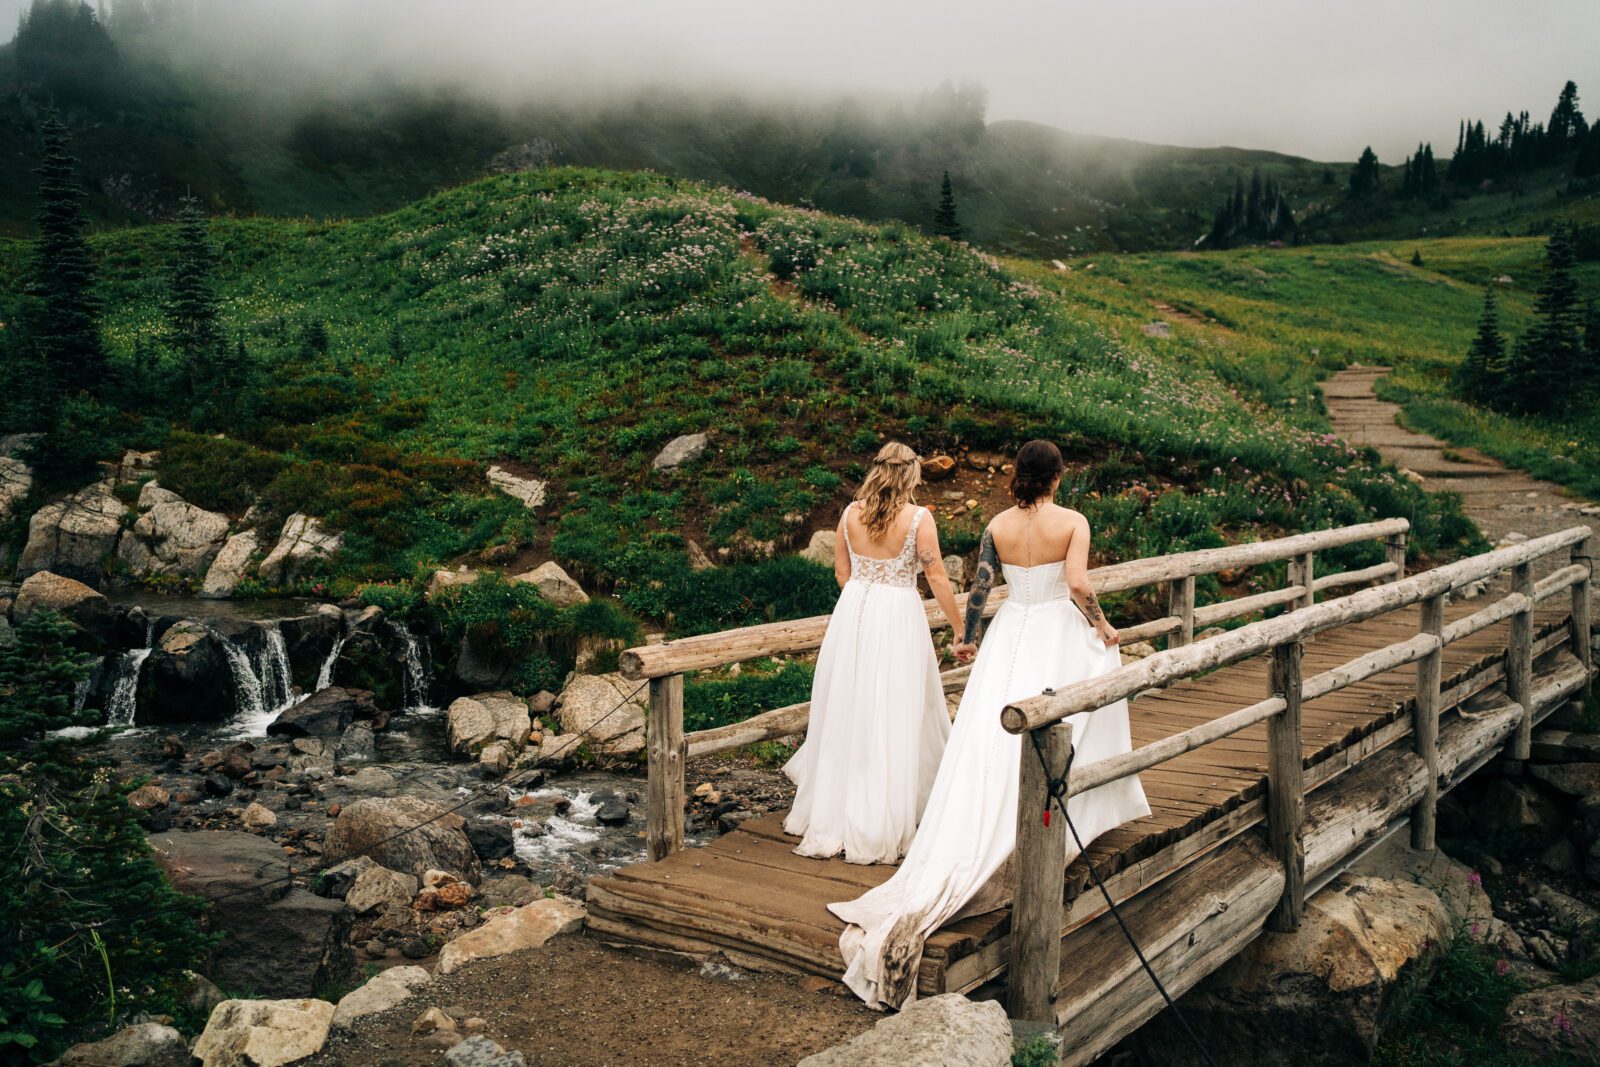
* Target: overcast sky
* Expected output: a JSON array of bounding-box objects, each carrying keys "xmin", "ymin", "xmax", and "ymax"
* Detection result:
[{"xmin": 7, "ymin": 0, "xmax": 1597, "ymax": 161}]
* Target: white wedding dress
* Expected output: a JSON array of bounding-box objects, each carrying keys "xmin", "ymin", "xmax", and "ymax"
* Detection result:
[
  {"xmin": 829, "ymin": 557, "xmax": 1151, "ymax": 1009},
  {"xmin": 783, "ymin": 505, "xmax": 952, "ymax": 865}
]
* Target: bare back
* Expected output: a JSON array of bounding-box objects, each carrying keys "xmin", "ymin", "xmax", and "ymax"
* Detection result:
[
  {"xmin": 842, "ymin": 502, "xmax": 921, "ymax": 560},
  {"xmin": 986, "ymin": 503, "xmax": 1083, "ymax": 569}
]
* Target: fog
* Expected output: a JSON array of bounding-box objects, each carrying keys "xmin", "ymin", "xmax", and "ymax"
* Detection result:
[{"xmin": 7, "ymin": 0, "xmax": 1599, "ymax": 161}]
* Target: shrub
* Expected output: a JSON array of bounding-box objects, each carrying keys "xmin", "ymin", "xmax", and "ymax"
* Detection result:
[
  {"xmin": 159, "ymin": 431, "xmax": 285, "ymax": 515},
  {"xmin": 684, "ymin": 661, "xmax": 814, "ymax": 732}
]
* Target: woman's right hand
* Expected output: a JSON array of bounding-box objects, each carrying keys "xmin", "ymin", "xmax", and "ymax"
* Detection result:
[
  {"xmin": 1096, "ymin": 621, "xmax": 1120, "ymax": 647},
  {"xmin": 951, "ymin": 640, "xmax": 977, "ymax": 664}
]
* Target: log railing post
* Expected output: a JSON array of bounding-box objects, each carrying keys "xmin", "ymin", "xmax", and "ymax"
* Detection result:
[
  {"xmin": 1266, "ymin": 640, "xmax": 1305, "ymax": 932},
  {"xmin": 1572, "ymin": 535, "xmax": 1593, "ymax": 678},
  {"xmin": 1385, "ymin": 532, "xmax": 1409, "ymax": 584},
  {"xmin": 1411, "ymin": 593, "xmax": 1445, "ymax": 851},
  {"xmin": 1509, "ymin": 562, "xmax": 1535, "ymax": 761},
  {"xmin": 647, "ymin": 674, "xmax": 686, "ymax": 861},
  {"xmin": 1008, "ymin": 721, "xmax": 1072, "ymax": 1023},
  {"xmin": 1168, "ymin": 575, "xmax": 1195, "ymax": 651},
  {"xmin": 1287, "ymin": 551, "xmax": 1315, "ymax": 612}
]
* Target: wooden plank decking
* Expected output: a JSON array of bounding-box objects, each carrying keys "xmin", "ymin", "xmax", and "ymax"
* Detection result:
[{"xmin": 587, "ymin": 599, "xmax": 1579, "ymax": 996}]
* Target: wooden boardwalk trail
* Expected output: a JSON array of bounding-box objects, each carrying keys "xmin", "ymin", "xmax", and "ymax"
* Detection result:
[{"xmin": 587, "ymin": 520, "xmax": 1597, "ymax": 1063}]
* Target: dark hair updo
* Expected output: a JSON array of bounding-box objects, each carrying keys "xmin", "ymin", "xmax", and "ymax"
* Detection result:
[{"xmin": 1010, "ymin": 440, "xmax": 1066, "ymax": 506}]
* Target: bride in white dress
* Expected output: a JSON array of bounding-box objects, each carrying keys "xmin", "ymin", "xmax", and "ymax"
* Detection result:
[
  {"xmin": 784, "ymin": 441, "xmax": 966, "ymax": 865},
  {"xmin": 829, "ymin": 439, "xmax": 1151, "ymax": 1008}
]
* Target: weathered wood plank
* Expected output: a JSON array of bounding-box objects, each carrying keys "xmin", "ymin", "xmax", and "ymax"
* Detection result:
[{"xmin": 647, "ymin": 675, "xmax": 686, "ymax": 861}]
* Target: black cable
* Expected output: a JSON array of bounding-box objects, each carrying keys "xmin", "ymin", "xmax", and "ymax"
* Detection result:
[{"xmin": 1030, "ymin": 730, "xmax": 1219, "ymax": 1067}]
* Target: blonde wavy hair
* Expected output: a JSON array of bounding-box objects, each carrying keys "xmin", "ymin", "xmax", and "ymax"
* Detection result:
[{"xmin": 854, "ymin": 441, "xmax": 922, "ymax": 540}]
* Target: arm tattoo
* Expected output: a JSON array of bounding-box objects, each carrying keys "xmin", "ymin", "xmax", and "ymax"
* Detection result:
[
  {"xmin": 1077, "ymin": 590, "xmax": 1107, "ymax": 626},
  {"xmin": 962, "ymin": 528, "xmax": 999, "ymax": 645}
]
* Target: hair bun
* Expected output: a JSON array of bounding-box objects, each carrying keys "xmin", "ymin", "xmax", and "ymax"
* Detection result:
[{"xmin": 1010, "ymin": 440, "xmax": 1066, "ymax": 505}]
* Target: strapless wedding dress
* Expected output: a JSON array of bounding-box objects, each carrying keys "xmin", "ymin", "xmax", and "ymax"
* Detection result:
[{"xmin": 829, "ymin": 559, "xmax": 1150, "ymax": 1009}]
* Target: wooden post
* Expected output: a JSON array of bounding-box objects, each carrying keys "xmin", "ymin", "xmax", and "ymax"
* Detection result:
[
  {"xmin": 1008, "ymin": 721, "xmax": 1072, "ymax": 1023},
  {"xmin": 1572, "ymin": 535, "xmax": 1593, "ymax": 677},
  {"xmin": 1411, "ymin": 593, "xmax": 1445, "ymax": 851},
  {"xmin": 1509, "ymin": 562, "xmax": 1535, "ymax": 761},
  {"xmin": 1266, "ymin": 641, "xmax": 1305, "ymax": 932},
  {"xmin": 1386, "ymin": 533, "xmax": 1409, "ymax": 584},
  {"xmin": 1287, "ymin": 551, "xmax": 1315, "ymax": 611},
  {"xmin": 647, "ymin": 674, "xmax": 686, "ymax": 861},
  {"xmin": 1167, "ymin": 575, "xmax": 1195, "ymax": 651}
]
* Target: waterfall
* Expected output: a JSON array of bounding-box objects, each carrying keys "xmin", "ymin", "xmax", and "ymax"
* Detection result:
[
  {"xmin": 219, "ymin": 638, "xmax": 271, "ymax": 735},
  {"xmin": 258, "ymin": 625, "xmax": 295, "ymax": 711},
  {"xmin": 72, "ymin": 668, "xmax": 96, "ymax": 716},
  {"xmin": 399, "ymin": 628, "xmax": 434, "ymax": 711},
  {"xmin": 316, "ymin": 633, "xmax": 348, "ymax": 692},
  {"xmin": 106, "ymin": 648, "xmax": 153, "ymax": 727}
]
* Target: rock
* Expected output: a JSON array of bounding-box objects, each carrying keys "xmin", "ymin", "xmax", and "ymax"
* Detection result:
[
  {"xmin": 447, "ymin": 692, "xmax": 533, "ymax": 757},
  {"xmin": 12, "ymin": 571, "xmax": 114, "ymax": 645},
  {"xmin": 268, "ymin": 686, "xmax": 373, "ymax": 738},
  {"xmin": 510, "ymin": 561, "xmax": 587, "ymax": 607},
  {"xmin": 331, "ymin": 965, "xmax": 430, "ymax": 1029},
  {"xmin": 1502, "ymin": 972, "xmax": 1600, "ymax": 1061},
  {"xmin": 199, "ymin": 531, "xmax": 262, "ymax": 599},
  {"xmin": 478, "ymin": 742, "xmax": 511, "ymax": 777},
  {"xmin": 58, "ymin": 1022, "xmax": 190, "ymax": 1067},
  {"xmin": 142, "ymin": 621, "xmax": 240, "ymax": 722},
  {"xmin": 595, "ymin": 798, "xmax": 630, "ymax": 826},
  {"xmin": 325, "ymin": 796, "xmax": 483, "ymax": 884},
  {"xmin": 0, "ymin": 453, "xmax": 32, "ymax": 526},
  {"xmin": 1540, "ymin": 839, "xmax": 1581, "ymax": 875},
  {"xmin": 464, "ymin": 819, "xmax": 516, "ymax": 861},
  {"xmin": 345, "ymin": 865, "xmax": 419, "ymax": 914},
  {"xmin": 1120, "ymin": 641, "xmax": 1157, "ymax": 662},
  {"xmin": 341, "ymin": 766, "xmax": 398, "ymax": 794},
  {"xmin": 339, "ymin": 722, "xmax": 377, "ymax": 761},
  {"xmin": 685, "ymin": 539, "xmax": 716, "ymax": 571},
  {"xmin": 652, "ymin": 432, "xmax": 708, "ymax": 470},
  {"xmin": 203, "ymin": 772, "xmax": 235, "ymax": 797},
  {"xmin": 436, "ymin": 897, "xmax": 585, "ymax": 974},
  {"xmin": 412, "ymin": 1006, "xmax": 457, "ymax": 1035},
  {"xmin": 427, "ymin": 569, "xmax": 481, "ymax": 597},
  {"xmin": 799, "ymin": 530, "xmax": 836, "ymax": 567},
  {"xmin": 443, "ymin": 1035, "xmax": 526, "ymax": 1067},
  {"xmin": 1129, "ymin": 872, "xmax": 1449, "ymax": 1066},
  {"xmin": 797, "ymin": 993, "xmax": 1012, "ymax": 1066},
  {"xmin": 921, "ymin": 455, "xmax": 957, "ymax": 481},
  {"xmin": 127, "ymin": 783, "xmax": 170, "ymax": 811},
  {"xmin": 136, "ymin": 480, "xmax": 181, "ymax": 508},
  {"xmin": 192, "ymin": 999, "xmax": 336, "ymax": 1067},
  {"xmin": 1532, "ymin": 884, "xmax": 1600, "ymax": 930},
  {"xmin": 17, "ymin": 481, "xmax": 125, "ymax": 585},
  {"xmin": 258, "ymin": 513, "xmax": 342, "ymax": 586},
  {"xmin": 241, "ymin": 801, "xmax": 277, "ymax": 831},
  {"xmin": 117, "ymin": 498, "xmax": 230, "ymax": 578},
  {"xmin": 555, "ymin": 672, "xmax": 648, "ymax": 754},
  {"xmin": 1474, "ymin": 777, "xmax": 1564, "ymax": 842},
  {"xmin": 1531, "ymin": 729, "xmax": 1600, "ymax": 763},
  {"xmin": 149, "ymin": 830, "xmax": 356, "ymax": 998},
  {"xmin": 485, "ymin": 464, "xmax": 546, "ymax": 508},
  {"xmin": 942, "ymin": 554, "xmax": 965, "ymax": 589},
  {"xmin": 400, "ymin": 936, "xmax": 431, "ymax": 960},
  {"xmin": 1529, "ymin": 762, "xmax": 1600, "ymax": 797},
  {"xmin": 316, "ymin": 856, "xmax": 374, "ymax": 900},
  {"xmin": 1348, "ymin": 835, "xmax": 1495, "ymax": 931}
]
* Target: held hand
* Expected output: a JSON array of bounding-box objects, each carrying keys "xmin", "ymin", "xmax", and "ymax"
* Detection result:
[
  {"xmin": 951, "ymin": 641, "xmax": 977, "ymax": 664},
  {"xmin": 1097, "ymin": 622, "xmax": 1120, "ymax": 647}
]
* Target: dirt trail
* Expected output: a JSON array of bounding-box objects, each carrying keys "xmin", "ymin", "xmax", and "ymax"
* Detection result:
[{"xmin": 1323, "ymin": 365, "xmax": 1600, "ymax": 554}]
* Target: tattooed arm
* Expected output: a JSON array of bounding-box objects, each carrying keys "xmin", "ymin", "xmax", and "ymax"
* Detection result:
[
  {"xmin": 961, "ymin": 525, "xmax": 999, "ymax": 648},
  {"xmin": 1064, "ymin": 511, "xmax": 1119, "ymax": 646},
  {"xmin": 915, "ymin": 512, "xmax": 968, "ymax": 660}
]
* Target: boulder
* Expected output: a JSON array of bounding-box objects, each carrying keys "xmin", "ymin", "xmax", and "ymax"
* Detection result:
[
  {"xmin": 943, "ymin": 554, "xmax": 966, "ymax": 589},
  {"xmin": 241, "ymin": 802, "xmax": 277, "ymax": 831},
  {"xmin": 331, "ymin": 965, "xmax": 431, "ymax": 1030},
  {"xmin": 276, "ymin": 607, "xmax": 342, "ymax": 692},
  {"xmin": 58, "ymin": 1022, "xmax": 190, "ymax": 1067},
  {"xmin": 16, "ymin": 481, "xmax": 125, "ymax": 585},
  {"xmin": 268, "ymin": 686, "xmax": 374, "ymax": 738},
  {"xmin": 486, "ymin": 465, "xmax": 546, "ymax": 508},
  {"xmin": 329, "ymin": 628, "xmax": 406, "ymax": 710},
  {"xmin": 686, "ymin": 539, "xmax": 716, "ymax": 571},
  {"xmin": 316, "ymin": 856, "xmax": 374, "ymax": 900},
  {"xmin": 921, "ymin": 454, "xmax": 957, "ymax": 481},
  {"xmin": 116, "ymin": 499, "xmax": 230, "ymax": 578},
  {"xmin": 511, "ymin": 561, "xmax": 588, "ymax": 607},
  {"xmin": 479, "ymin": 742, "xmax": 511, "ymax": 777},
  {"xmin": 199, "ymin": 530, "xmax": 262, "ymax": 599},
  {"xmin": 797, "ymin": 993, "xmax": 1012, "ymax": 1066},
  {"xmin": 148, "ymin": 830, "xmax": 356, "ymax": 997},
  {"xmin": 465, "ymin": 818, "xmax": 515, "ymax": 861},
  {"xmin": 651, "ymin": 432, "xmax": 708, "ymax": 470},
  {"xmin": 0, "ymin": 453, "xmax": 32, "ymax": 525},
  {"xmin": 1129, "ymin": 872, "xmax": 1450, "ymax": 1066},
  {"xmin": 454, "ymin": 634, "xmax": 515, "ymax": 689},
  {"xmin": 340, "ymin": 766, "xmax": 398, "ymax": 794},
  {"xmin": 436, "ymin": 897, "xmax": 585, "ymax": 974},
  {"xmin": 136, "ymin": 480, "xmax": 182, "ymax": 508},
  {"xmin": 1474, "ymin": 777, "xmax": 1564, "ymax": 843},
  {"xmin": 447, "ymin": 692, "xmax": 532, "ymax": 757},
  {"xmin": 345, "ymin": 864, "xmax": 419, "ymax": 914},
  {"xmin": 1502, "ymin": 972, "xmax": 1600, "ymax": 1061},
  {"xmin": 555, "ymin": 672, "xmax": 649, "ymax": 754},
  {"xmin": 12, "ymin": 571, "xmax": 114, "ymax": 645},
  {"xmin": 444, "ymin": 1035, "xmax": 525, "ymax": 1067},
  {"xmin": 192, "ymin": 999, "xmax": 336, "ymax": 1067},
  {"xmin": 1530, "ymin": 762, "xmax": 1600, "ymax": 797},
  {"xmin": 339, "ymin": 722, "xmax": 377, "ymax": 761},
  {"xmin": 427, "ymin": 568, "xmax": 481, "ymax": 597},
  {"xmin": 140, "ymin": 621, "xmax": 239, "ymax": 722},
  {"xmin": 324, "ymin": 796, "xmax": 483, "ymax": 884},
  {"xmin": 127, "ymin": 783, "xmax": 170, "ymax": 811},
  {"xmin": 1531, "ymin": 729, "xmax": 1600, "ymax": 763},
  {"xmin": 258, "ymin": 513, "xmax": 342, "ymax": 585},
  {"xmin": 799, "ymin": 530, "xmax": 836, "ymax": 567}
]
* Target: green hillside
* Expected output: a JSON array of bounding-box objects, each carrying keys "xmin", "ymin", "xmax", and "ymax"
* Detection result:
[{"xmin": 0, "ymin": 167, "xmax": 1477, "ymax": 633}]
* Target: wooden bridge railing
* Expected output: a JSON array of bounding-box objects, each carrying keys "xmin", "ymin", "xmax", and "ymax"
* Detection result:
[
  {"xmin": 620, "ymin": 517, "xmax": 1412, "ymax": 862},
  {"xmin": 1000, "ymin": 525, "xmax": 1593, "ymax": 1022}
]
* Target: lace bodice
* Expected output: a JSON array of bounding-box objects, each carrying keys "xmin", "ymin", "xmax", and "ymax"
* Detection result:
[{"xmin": 843, "ymin": 504, "xmax": 926, "ymax": 588}]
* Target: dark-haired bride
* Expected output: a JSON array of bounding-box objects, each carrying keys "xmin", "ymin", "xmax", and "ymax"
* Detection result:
[{"xmin": 829, "ymin": 439, "xmax": 1150, "ymax": 1009}]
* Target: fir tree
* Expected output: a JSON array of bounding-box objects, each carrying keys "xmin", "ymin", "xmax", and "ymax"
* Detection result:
[
  {"xmin": 1410, "ymin": 250, "xmax": 1424, "ymax": 267},
  {"xmin": 1550, "ymin": 80, "xmax": 1587, "ymax": 149},
  {"xmin": 1420, "ymin": 143, "xmax": 1438, "ymax": 193},
  {"xmin": 1584, "ymin": 300, "xmax": 1600, "ymax": 388},
  {"xmin": 1508, "ymin": 224, "xmax": 1585, "ymax": 413},
  {"xmin": 26, "ymin": 110, "xmax": 105, "ymax": 402},
  {"xmin": 932, "ymin": 170, "xmax": 961, "ymax": 239},
  {"xmin": 165, "ymin": 195, "xmax": 224, "ymax": 400},
  {"xmin": 1349, "ymin": 146, "xmax": 1381, "ymax": 197},
  {"xmin": 1456, "ymin": 286, "xmax": 1506, "ymax": 404}
]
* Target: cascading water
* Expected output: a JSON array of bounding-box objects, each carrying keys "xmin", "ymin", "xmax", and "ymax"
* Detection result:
[
  {"xmin": 72, "ymin": 669, "xmax": 96, "ymax": 716},
  {"xmin": 398, "ymin": 628, "xmax": 434, "ymax": 711},
  {"xmin": 259, "ymin": 624, "xmax": 294, "ymax": 711},
  {"xmin": 316, "ymin": 634, "xmax": 348, "ymax": 692},
  {"xmin": 106, "ymin": 648, "xmax": 153, "ymax": 727},
  {"xmin": 219, "ymin": 638, "xmax": 268, "ymax": 726}
]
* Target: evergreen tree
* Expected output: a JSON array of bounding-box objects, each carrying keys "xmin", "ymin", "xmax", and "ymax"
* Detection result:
[
  {"xmin": 1576, "ymin": 122, "xmax": 1600, "ymax": 178},
  {"xmin": 165, "ymin": 195, "xmax": 223, "ymax": 399},
  {"xmin": 1410, "ymin": 250, "xmax": 1424, "ymax": 267},
  {"xmin": 1456, "ymin": 286, "xmax": 1506, "ymax": 404},
  {"xmin": 26, "ymin": 110, "xmax": 105, "ymax": 403},
  {"xmin": 1245, "ymin": 168, "xmax": 1264, "ymax": 232},
  {"xmin": 1420, "ymin": 143, "xmax": 1439, "ymax": 193},
  {"xmin": 1349, "ymin": 146, "xmax": 1381, "ymax": 197},
  {"xmin": 1584, "ymin": 300, "xmax": 1600, "ymax": 387},
  {"xmin": 1550, "ymin": 80, "xmax": 1587, "ymax": 149},
  {"xmin": 1508, "ymin": 224, "xmax": 1585, "ymax": 413},
  {"xmin": 932, "ymin": 170, "xmax": 961, "ymax": 239},
  {"xmin": 1401, "ymin": 153, "xmax": 1416, "ymax": 198}
]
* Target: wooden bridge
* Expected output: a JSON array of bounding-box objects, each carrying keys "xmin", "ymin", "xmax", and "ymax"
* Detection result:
[{"xmin": 587, "ymin": 519, "xmax": 1596, "ymax": 1064}]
